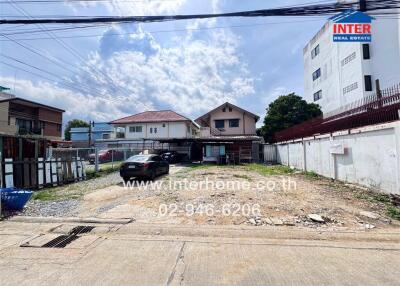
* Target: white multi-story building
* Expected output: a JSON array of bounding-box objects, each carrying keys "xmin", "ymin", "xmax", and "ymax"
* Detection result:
[{"xmin": 303, "ymin": 0, "xmax": 400, "ymax": 115}]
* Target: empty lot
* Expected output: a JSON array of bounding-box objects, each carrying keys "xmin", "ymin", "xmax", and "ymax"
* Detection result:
[{"xmin": 22, "ymin": 164, "xmax": 400, "ymax": 231}]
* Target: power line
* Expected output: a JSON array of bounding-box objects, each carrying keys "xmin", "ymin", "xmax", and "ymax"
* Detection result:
[
  {"xmin": 7, "ymin": 1, "xmax": 154, "ymax": 111},
  {"xmin": 0, "ymin": 59, "xmax": 104, "ymax": 97},
  {"xmin": 0, "ymin": 0, "xmax": 179, "ymax": 3},
  {"xmin": 5, "ymin": 0, "xmax": 399, "ymax": 25}
]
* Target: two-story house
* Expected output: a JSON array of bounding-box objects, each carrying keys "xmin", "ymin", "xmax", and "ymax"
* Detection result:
[
  {"xmin": 195, "ymin": 102, "xmax": 259, "ymax": 137},
  {"xmin": 109, "ymin": 110, "xmax": 198, "ymax": 141},
  {"xmin": 0, "ymin": 92, "xmax": 64, "ymax": 140},
  {"xmin": 195, "ymin": 102, "xmax": 261, "ymax": 163}
]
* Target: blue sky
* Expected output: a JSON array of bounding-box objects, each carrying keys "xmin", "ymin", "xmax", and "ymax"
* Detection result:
[{"xmin": 0, "ymin": 0, "xmax": 329, "ymax": 126}]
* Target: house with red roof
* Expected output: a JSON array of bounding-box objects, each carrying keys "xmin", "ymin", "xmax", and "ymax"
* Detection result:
[{"xmin": 109, "ymin": 110, "xmax": 199, "ymax": 140}]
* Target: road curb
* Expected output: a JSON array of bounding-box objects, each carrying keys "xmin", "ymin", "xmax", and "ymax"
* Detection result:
[{"xmin": 7, "ymin": 216, "xmax": 134, "ymax": 225}]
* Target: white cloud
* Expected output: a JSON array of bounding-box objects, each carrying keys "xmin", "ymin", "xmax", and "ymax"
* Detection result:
[
  {"xmin": 101, "ymin": 0, "xmax": 187, "ymax": 16},
  {"xmin": 72, "ymin": 26, "xmax": 254, "ymax": 118},
  {"xmin": 4, "ymin": 0, "xmax": 254, "ymax": 123},
  {"xmin": 0, "ymin": 76, "xmax": 155, "ymax": 123}
]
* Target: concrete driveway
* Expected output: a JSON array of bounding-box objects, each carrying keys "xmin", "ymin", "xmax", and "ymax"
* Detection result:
[{"xmin": 0, "ymin": 220, "xmax": 399, "ymax": 286}]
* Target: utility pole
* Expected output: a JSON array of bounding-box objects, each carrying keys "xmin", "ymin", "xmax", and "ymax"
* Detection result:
[
  {"xmin": 88, "ymin": 121, "xmax": 92, "ymax": 147},
  {"xmin": 359, "ymin": 0, "xmax": 367, "ymax": 12}
]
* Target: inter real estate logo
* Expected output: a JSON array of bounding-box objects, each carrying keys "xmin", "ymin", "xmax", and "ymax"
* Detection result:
[{"xmin": 330, "ymin": 9, "xmax": 375, "ymax": 42}]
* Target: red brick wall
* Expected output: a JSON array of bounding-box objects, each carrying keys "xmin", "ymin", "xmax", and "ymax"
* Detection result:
[
  {"xmin": 43, "ymin": 121, "xmax": 61, "ymax": 137},
  {"xmin": 38, "ymin": 108, "xmax": 63, "ymax": 138},
  {"xmin": 38, "ymin": 108, "xmax": 62, "ymax": 123}
]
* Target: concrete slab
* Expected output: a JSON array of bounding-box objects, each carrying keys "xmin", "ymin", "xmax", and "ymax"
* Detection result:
[
  {"xmin": 53, "ymin": 239, "xmax": 184, "ymax": 286},
  {"xmin": 0, "ymin": 221, "xmax": 399, "ymax": 286},
  {"xmin": 178, "ymin": 242, "xmax": 400, "ymax": 286}
]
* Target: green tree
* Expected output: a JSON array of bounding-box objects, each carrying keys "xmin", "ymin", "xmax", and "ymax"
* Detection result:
[
  {"xmin": 64, "ymin": 119, "xmax": 90, "ymax": 140},
  {"xmin": 261, "ymin": 93, "xmax": 322, "ymax": 143}
]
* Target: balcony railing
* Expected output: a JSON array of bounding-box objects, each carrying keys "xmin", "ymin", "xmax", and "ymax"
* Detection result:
[{"xmin": 17, "ymin": 127, "xmax": 42, "ymax": 136}]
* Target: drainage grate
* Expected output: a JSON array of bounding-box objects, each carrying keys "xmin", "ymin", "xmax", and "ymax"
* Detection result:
[
  {"xmin": 69, "ymin": 226, "xmax": 95, "ymax": 235},
  {"xmin": 41, "ymin": 235, "xmax": 80, "ymax": 248}
]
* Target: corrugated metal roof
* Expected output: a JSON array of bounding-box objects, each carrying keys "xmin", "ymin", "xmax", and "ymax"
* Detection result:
[{"xmin": 110, "ymin": 110, "xmax": 192, "ymax": 124}]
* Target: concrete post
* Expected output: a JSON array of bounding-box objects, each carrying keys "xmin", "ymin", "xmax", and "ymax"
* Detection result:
[
  {"xmin": 330, "ymin": 136, "xmax": 337, "ymax": 180},
  {"xmin": 0, "ymin": 151, "xmax": 2, "ymax": 188},
  {"xmin": 395, "ymin": 124, "xmax": 400, "ymax": 194},
  {"xmin": 302, "ymin": 141, "xmax": 307, "ymax": 172},
  {"xmin": 95, "ymin": 147, "xmax": 99, "ymax": 172}
]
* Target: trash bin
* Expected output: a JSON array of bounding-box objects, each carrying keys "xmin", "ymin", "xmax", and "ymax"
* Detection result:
[{"xmin": 0, "ymin": 188, "xmax": 33, "ymax": 211}]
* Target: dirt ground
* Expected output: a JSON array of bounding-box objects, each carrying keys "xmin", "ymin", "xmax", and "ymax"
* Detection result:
[{"xmin": 25, "ymin": 164, "xmax": 400, "ymax": 231}]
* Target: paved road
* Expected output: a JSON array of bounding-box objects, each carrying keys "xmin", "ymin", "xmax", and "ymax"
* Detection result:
[{"xmin": 0, "ymin": 220, "xmax": 399, "ymax": 286}]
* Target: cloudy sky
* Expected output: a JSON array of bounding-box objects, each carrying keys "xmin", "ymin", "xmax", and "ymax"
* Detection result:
[{"xmin": 0, "ymin": 0, "xmax": 329, "ymax": 126}]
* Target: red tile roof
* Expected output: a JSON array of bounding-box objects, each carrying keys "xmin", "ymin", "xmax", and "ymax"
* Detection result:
[{"xmin": 110, "ymin": 110, "xmax": 192, "ymax": 124}]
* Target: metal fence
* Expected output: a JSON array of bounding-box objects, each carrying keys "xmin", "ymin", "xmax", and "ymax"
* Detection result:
[
  {"xmin": 262, "ymin": 144, "xmax": 277, "ymax": 163},
  {"xmin": 50, "ymin": 145, "xmax": 192, "ymax": 173},
  {"xmin": 274, "ymin": 83, "xmax": 400, "ymax": 142}
]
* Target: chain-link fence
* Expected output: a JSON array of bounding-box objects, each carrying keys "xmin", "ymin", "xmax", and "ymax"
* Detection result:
[{"xmin": 48, "ymin": 144, "xmax": 191, "ymax": 176}]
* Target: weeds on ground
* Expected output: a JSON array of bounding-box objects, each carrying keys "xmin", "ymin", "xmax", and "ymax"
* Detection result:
[
  {"xmin": 303, "ymin": 171, "xmax": 319, "ymax": 179},
  {"xmin": 31, "ymin": 188, "xmax": 80, "ymax": 201},
  {"xmin": 387, "ymin": 206, "xmax": 400, "ymax": 220},
  {"xmin": 232, "ymin": 174, "xmax": 252, "ymax": 181},
  {"xmin": 353, "ymin": 190, "xmax": 400, "ymax": 221},
  {"xmin": 244, "ymin": 164, "xmax": 294, "ymax": 176},
  {"xmin": 32, "ymin": 164, "xmax": 121, "ymax": 201}
]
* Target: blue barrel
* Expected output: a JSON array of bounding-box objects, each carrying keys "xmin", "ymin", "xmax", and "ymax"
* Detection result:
[{"xmin": 0, "ymin": 188, "xmax": 33, "ymax": 211}]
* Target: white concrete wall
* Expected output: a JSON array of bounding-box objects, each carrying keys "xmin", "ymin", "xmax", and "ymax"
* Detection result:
[
  {"xmin": 304, "ymin": 4, "xmax": 400, "ymax": 115},
  {"xmin": 276, "ymin": 122, "xmax": 400, "ymax": 194}
]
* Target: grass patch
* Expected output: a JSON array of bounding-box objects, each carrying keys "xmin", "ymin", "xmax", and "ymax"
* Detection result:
[
  {"xmin": 188, "ymin": 164, "xmax": 216, "ymax": 170},
  {"xmin": 32, "ymin": 163, "xmax": 121, "ymax": 201},
  {"xmin": 353, "ymin": 191, "xmax": 391, "ymax": 204},
  {"xmin": 244, "ymin": 164, "xmax": 294, "ymax": 176},
  {"xmin": 353, "ymin": 191, "xmax": 399, "ymax": 221},
  {"xmin": 86, "ymin": 162, "xmax": 121, "ymax": 179},
  {"xmin": 387, "ymin": 206, "xmax": 400, "ymax": 220},
  {"xmin": 304, "ymin": 171, "xmax": 319, "ymax": 179},
  {"xmin": 31, "ymin": 189, "xmax": 60, "ymax": 201}
]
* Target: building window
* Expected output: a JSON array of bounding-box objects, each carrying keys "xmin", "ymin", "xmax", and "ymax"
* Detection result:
[
  {"xmin": 341, "ymin": 52, "xmax": 356, "ymax": 66},
  {"xmin": 311, "ymin": 44, "xmax": 320, "ymax": 59},
  {"xmin": 363, "ymin": 44, "xmax": 370, "ymax": 60},
  {"xmin": 129, "ymin": 126, "xmax": 142, "ymax": 133},
  {"xmin": 215, "ymin": 120, "xmax": 225, "ymax": 129},
  {"xmin": 229, "ymin": 107, "xmax": 232, "ymax": 112},
  {"xmin": 364, "ymin": 75, "xmax": 373, "ymax": 91},
  {"xmin": 222, "ymin": 108, "xmax": 226, "ymax": 112},
  {"xmin": 102, "ymin": 133, "xmax": 110, "ymax": 139},
  {"xmin": 150, "ymin": 127, "xmax": 153, "ymax": 134},
  {"xmin": 343, "ymin": 82, "xmax": 358, "ymax": 94},
  {"xmin": 313, "ymin": 90, "xmax": 322, "ymax": 101},
  {"xmin": 154, "ymin": 127, "xmax": 157, "ymax": 134},
  {"xmin": 312, "ymin": 68, "xmax": 321, "ymax": 81},
  {"xmin": 229, "ymin": 119, "xmax": 239, "ymax": 128},
  {"xmin": 162, "ymin": 123, "xmax": 166, "ymax": 128}
]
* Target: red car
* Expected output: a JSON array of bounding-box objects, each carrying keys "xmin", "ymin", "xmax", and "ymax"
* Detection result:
[{"xmin": 89, "ymin": 149, "xmax": 124, "ymax": 164}]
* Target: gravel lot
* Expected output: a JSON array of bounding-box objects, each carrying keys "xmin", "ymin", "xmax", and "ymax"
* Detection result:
[{"xmin": 14, "ymin": 164, "xmax": 400, "ymax": 231}]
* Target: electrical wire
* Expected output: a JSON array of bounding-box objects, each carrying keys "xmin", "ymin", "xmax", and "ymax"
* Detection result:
[
  {"xmin": 3, "ymin": 0, "xmax": 400, "ymax": 25},
  {"xmin": 7, "ymin": 1, "xmax": 154, "ymax": 111}
]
